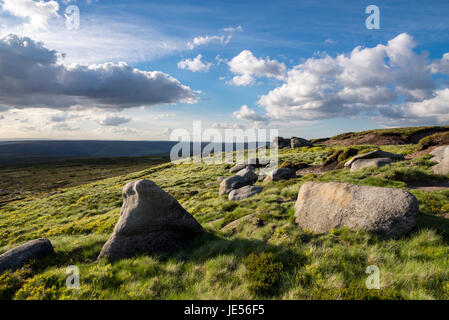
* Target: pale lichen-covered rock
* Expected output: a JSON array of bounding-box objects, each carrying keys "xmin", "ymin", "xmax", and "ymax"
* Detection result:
[
  {"xmin": 98, "ymin": 180, "xmax": 203, "ymax": 262},
  {"xmin": 350, "ymin": 157, "xmax": 392, "ymax": 172},
  {"xmin": 228, "ymin": 185, "xmax": 263, "ymax": 201},
  {"xmin": 430, "ymin": 145, "xmax": 449, "ymax": 164},
  {"xmin": 344, "ymin": 150, "xmax": 404, "ymax": 167},
  {"xmin": 0, "ymin": 239, "xmax": 54, "ymax": 274},
  {"xmin": 432, "ymin": 147, "xmax": 449, "ymax": 176},
  {"xmin": 294, "ymin": 182, "xmax": 418, "ymax": 238}
]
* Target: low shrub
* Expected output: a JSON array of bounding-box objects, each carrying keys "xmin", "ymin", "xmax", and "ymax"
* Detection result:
[{"xmin": 242, "ymin": 252, "xmax": 284, "ymax": 296}]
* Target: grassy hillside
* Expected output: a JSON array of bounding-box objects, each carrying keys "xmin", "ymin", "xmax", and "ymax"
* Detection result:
[
  {"xmin": 313, "ymin": 126, "xmax": 449, "ymax": 146},
  {"xmin": 1, "ymin": 144, "xmax": 449, "ymax": 300}
]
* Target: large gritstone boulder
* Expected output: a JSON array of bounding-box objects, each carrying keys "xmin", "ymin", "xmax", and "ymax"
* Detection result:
[
  {"xmin": 98, "ymin": 180, "xmax": 203, "ymax": 262},
  {"xmin": 294, "ymin": 182, "xmax": 419, "ymax": 238},
  {"xmin": 0, "ymin": 239, "xmax": 54, "ymax": 274},
  {"xmin": 350, "ymin": 157, "xmax": 392, "ymax": 172},
  {"xmin": 344, "ymin": 150, "xmax": 404, "ymax": 167}
]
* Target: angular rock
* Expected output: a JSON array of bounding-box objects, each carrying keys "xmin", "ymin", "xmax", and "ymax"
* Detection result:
[
  {"xmin": 345, "ymin": 150, "xmax": 404, "ymax": 167},
  {"xmin": 432, "ymin": 147, "xmax": 449, "ymax": 175},
  {"xmin": 228, "ymin": 185, "xmax": 263, "ymax": 201},
  {"xmin": 291, "ymin": 137, "xmax": 313, "ymax": 149},
  {"xmin": 350, "ymin": 157, "xmax": 392, "ymax": 172},
  {"xmin": 98, "ymin": 180, "xmax": 203, "ymax": 262},
  {"xmin": 0, "ymin": 239, "xmax": 54, "ymax": 274},
  {"xmin": 236, "ymin": 168, "xmax": 258, "ymax": 184},
  {"xmin": 430, "ymin": 145, "xmax": 449, "ymax": 163},
  {"xmin": 219, "ymin": 175, "xmax": 251, "ymax": 195},
  {"xmin": 264, "ymin": 168, "xmax": 296, "ymax": 182},
  {"xmin": 294, "ymin": 182, "xmax": 419, "ymax": 238}
]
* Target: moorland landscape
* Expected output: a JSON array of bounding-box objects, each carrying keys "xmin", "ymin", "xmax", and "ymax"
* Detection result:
[{"xmin": 1, "ymin": 126, "xmax": 449, "ymax": 300}]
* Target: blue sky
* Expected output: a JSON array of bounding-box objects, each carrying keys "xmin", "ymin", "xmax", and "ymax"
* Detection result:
[{"xmin": 0, "ymin": 0, "xmax": 448, "ymax": 140}]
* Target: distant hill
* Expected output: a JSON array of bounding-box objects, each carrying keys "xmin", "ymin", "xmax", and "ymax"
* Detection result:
[
  {"xmin": 312, "ymin": 126, "xmax": 449, "ymax": 146},
  {"xmin": 0, "ymin": 140, "xmax": 261, "ymax": 165}
]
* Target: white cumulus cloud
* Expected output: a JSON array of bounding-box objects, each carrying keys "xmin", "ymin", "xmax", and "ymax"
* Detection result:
[
  {"xmin": 178, "ymin": 54, "xmax": 212, "ymax": 72},
  {"xmin": 1, "ymin": 0, "xmax": 59, "ymax": 31},
  {"xmin": 258, "ymin": 33, "xmax": 446, "ymax": 123},
  {"xmin": 228, "ymin": 50, "xmax": 286, "ymax": 86}
]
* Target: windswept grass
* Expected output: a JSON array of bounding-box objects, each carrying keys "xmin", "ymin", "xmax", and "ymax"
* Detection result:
[{"xmin": 1, "ymin": 144, "xmax": 449, "ymax": 300}]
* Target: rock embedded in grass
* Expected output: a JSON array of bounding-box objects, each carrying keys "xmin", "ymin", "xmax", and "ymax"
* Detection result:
[
  {"xmin": 344, "ymin": 150, "xmax": 404, "ymax": 167},
  {"xmin": 264, "ymin": 168, "xmax": 296, "ymax": 182},
  {"xmin": 97, "ymin": 179, "xmax": 203, "ymax": 262},
  {"xmin": 228, "ymin": 185, "xmax": 263, "ymax": 201},
  {"xmin": 290, "ymin": 137, "xmax": 313, "ymax": 149},
  {"xmin": 236, "ymin": 168, "xmax": 258, "ymax": 184},
  {"xmin": 0, "ymin": 238, "xmax": 54, "ymax": 274},
  {"xmin": 219, "ymin": 175, "xmax": 251, "ymax": 195},
  {"xmin": 294, "ymin": 182, "xmax": 419, "ymax": 238},
  {"xmin": 350, "ymin": 157, "xmax": 392, "ymax": 172},
  {"xmin": 229, "ymin": 163, "xmax": 249, "ymax": 173}
]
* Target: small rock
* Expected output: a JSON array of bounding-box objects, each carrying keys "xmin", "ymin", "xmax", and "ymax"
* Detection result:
[
  {"xmin": 264, "ymin": 168, "xmax": 296, "ymax": 182},
  {"xmin": 350, "ymin": 157, "xmax": 392, "ymax": 172},
  {"xmin": 217, "ymin": 176, "xmax": 226, "ymax": 182},
  {"xmin": 98, "ymin": 180, "xmax": 203, "ymax": 262},
  {"xmin": 236, "ymin": 168, "xmax": 258, "ymax": 184},
  {"xmin": 294, "ymin": 182, "xmax": 419, "ymax": 238},
  {"xmin": 219, "ymin": 175, "xmax": 251, "ymax": 195},
  {"xmin": 0, "ymin": 239, "xmax": 54, "ymax": 274},
  {"xmin": 228, "ymin": 185, "xmax": 263, "ymax": 200},
  {"xmin": 204, "ymin": 182, "xmax": 216, "ymax": 186},
  {"xmin": 345, "ymin": 150, "xmax": 404, "ymax": 167},
  {"xmin": 291, "ymin": 137, "xmax": 313, "ymax": 149},
  {"xmin": 221, "ymin": 213, "xmax": 262, "ymax": 232}
]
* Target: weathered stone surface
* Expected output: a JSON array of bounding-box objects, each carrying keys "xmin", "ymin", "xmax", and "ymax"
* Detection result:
[
  {"xmin": 291, "ymin": 137, "xmax": 313, "ymax": 149},
  {"xmin": 228, "ymin": 185, "xmax": 263, "ymax": 201},
  {"xmin": 229, "ymin": 163, "xmax": 248, "ymax": 173},
  {"xmin": 432, "ymin": 147, "xmax": 449, "ymax": 175},
  {"xmin": 98, "ymin": 180, "xmax": 203, "ymax": 262},
  {"xmin": 264, "ymin": 168, "xmax": 296, "ymax": 182},
  {"xmin": 219, "ymin": 175, "xmax": 251, "ymax": 195},
  {"xmin": 236, "ymin": 168, "xmax": 258, "ymax": 184},
  {"xmin": 350, "ymin": 157, "xmax": 392, "ymax": 172},
  {"xmin": 0, "ymin": 239, "xmax": 54, "ymax": 274},
  {"xmin": 430, "ymin": 146, "xmax": 449, "ymax": 163},
  {"xmin": 273, "ymin": 136, "xmax": 291, "ymax": 149},
  {"xmin": 345, "ymin": 150, "xmax": 404, "ymax": 167},
  {"xmin": 294, "ymin": 182, "xmax": 419, "ymax": 238}
]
